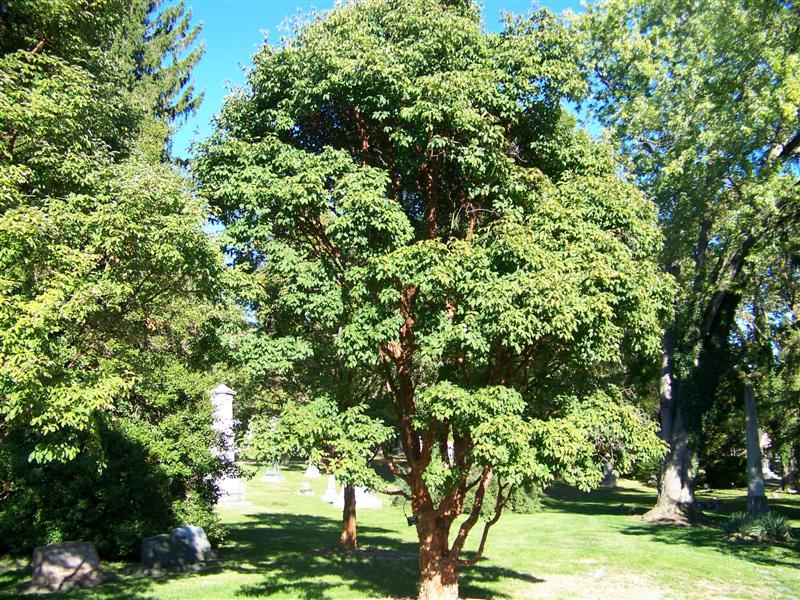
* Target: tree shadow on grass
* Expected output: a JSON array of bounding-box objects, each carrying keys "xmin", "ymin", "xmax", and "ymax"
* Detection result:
[
  {"xmin": 228, "ymin": 512, "xmax": 542, "ymax": 599},
  {"xmin": 540, "ymin": 482, "xmax": 657, "ymax": 517},
  {"xmin": 619, "ymin": 522, "xmax": 800, "ymax": 570},
  {"xmin": 0, "ymin": 511, "xmax": 546, "ymax": 599}
]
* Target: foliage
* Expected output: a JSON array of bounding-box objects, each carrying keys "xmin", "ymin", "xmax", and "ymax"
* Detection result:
[
  {"xmin": 196, "ymin": 0, "xmax": 669, "ymax": 587},
  {"xmin": 0, "ymin": 0, "xmax": 220, "ymax": 461},
  {"xmin": 580, "ymin": 0, "xmax": 800, "ymax": 497},
  {"xmin": 723, "ymin": 510, "xmax": 793, "ymax": 544},
  {"xmin": 0, "ymin": 0, "xmax": 230, "ymax": 559},
  {"xmin": 0, "ymin": 403, "xmax": 225, "ymax": 558},
  {"xmin": 244, "ymin": 396, "xmax": 393, "ymax": 490}
]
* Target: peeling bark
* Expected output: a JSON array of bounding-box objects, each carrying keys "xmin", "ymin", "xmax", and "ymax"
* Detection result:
[
  {"xmin": 340, "ymin": 484, "xmax": 357, "ymax": 552},
  {"xmin": 417, "ymin": 517, "xmax": 458, "ymax": 600}
]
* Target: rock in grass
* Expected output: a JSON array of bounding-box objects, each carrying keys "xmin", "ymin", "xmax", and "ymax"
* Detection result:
[
  {"xmin": 141, "ymin": 527, "xmax": 215, "ymax": 573},
  {"xmin": 29, "ymin": 541, "xmax": 103, "ymax": 592},
  {"xmin": 171, "ymin": 526, "xmax": 214, "ymax": 562}
]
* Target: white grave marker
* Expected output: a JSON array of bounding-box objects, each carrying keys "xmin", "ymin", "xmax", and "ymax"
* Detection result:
[{"xmin": 210, "ymin": 384, "xmax": 247, "ymax": 504}]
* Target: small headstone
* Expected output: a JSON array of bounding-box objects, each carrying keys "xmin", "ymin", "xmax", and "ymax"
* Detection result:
[
  {"xmin": 322, "ymin": 475, "xmax": 338, "ymax": 503},
  {"xmin": 600, "ymin": 457, "xmax": 617, "ymax": 488},
  {"xmin": 261, "ymin": 461, "xmax": 285, "ymax": 483},
  {"xmin": 304, "ymin": 463, "xmax": 321, "ymax": 478},
  {"xmin": 299, "ymin": 481, "xmax": 314, "ymax": 495},
  {"xmin": 30, "ymin": 541, "xmax": 103, "ymax": 592}
]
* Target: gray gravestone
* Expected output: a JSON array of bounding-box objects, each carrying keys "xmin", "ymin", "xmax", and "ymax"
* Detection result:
[
  {"xmin": 600, "ymin": 457, "xmax": 617, "ymax": 488},
  {"xmin": 261, "ymin": 461, "xmax": 285, "ymax": 483},
  {"xmin": 30, "ymin": 541, "xmax": 103, "ymax": 592},
  {"xmin": 171, "ymin": 526, "xmax": 213, "ymax": 562},
  {"xmin": 141, "ymin": 526, "xmax": 214, "ymax": 572}
]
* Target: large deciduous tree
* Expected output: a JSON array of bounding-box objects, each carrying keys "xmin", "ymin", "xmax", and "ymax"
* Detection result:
[
  {"xmin": 196, "ymin": 1, "xmax": 668, "ymax": 597},
  {"xmin": 0, "ymin": 0, "xmax": 218, "ymax": 460},
  {"xmin": 581, "ymin": 0, "xmax": 800, "ymax": 521},
  {"xmin": 0, "ymin": 0, "xmax": 230, "ymax": 556}
]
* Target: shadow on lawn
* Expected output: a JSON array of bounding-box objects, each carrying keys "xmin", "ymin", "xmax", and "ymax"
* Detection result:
[
  {"xmin": 541, "ymin": 482, "xmax": 656, "ymax": 517},
  {"xmin": 620, "ymin": 522, "xmax": 800, "ymax": 570},
  {"xmin": 227, "ymin": 512, "xmax": 540, "ymax": 599},
  {"xmin": 0, "ymin": 511, "xmax": 544, "ymax": 599}
]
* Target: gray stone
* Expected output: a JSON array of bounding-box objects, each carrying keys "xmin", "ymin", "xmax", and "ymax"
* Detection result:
[
  {"xmin": 141, "ymin": 526, "xmax": 214, "ymax": 572},
  {"xmin": 31, "ymin": 541, "xmax": 103, "ymax": 592},
  {"xmin": 600, "ymin": 456, "xmax": 617, "ymax": 488},
  {"xmin": 171, "ymin": 526, "xmax": 213, "ymax": 562}
]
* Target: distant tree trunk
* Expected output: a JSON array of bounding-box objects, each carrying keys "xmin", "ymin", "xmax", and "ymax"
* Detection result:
[
  {"xmin": 340, "ymin": 484, "xmax": 357, "ymax": 551},
  {"xmin": 744, "ymin": 383, "xmax": 769, "ymax": 513},
  {"xmin": 417, "ymin": 517, "xmax": 458, "ymax": 600},
  {"xmin": 644, "ymin": 329, "xmax": 700, "ymax": 522},
  {"xmin": 783, "ymin": 445, "xmax": 799, "ymax": 491}
]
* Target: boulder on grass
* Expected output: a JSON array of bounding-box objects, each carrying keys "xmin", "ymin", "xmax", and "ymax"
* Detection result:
[
  {"xmin": 141, "ymin": 526, "xmax": 214, "ymax": 572},
  {"xmin": 170, "ymin": 526, "xmax": 214, "ymax": 562},
  {"xmin": 30, "ymin": 541, "xmax": 103, "ymax": 592}
]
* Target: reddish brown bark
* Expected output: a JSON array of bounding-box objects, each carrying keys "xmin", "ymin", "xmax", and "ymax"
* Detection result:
[
  {"xmin": 417, "ymin": 515, "xmax": 458, "ymax": 600},
  {"xmin": 340, "ymin": 484, "xmax": 357, "ymax": 552}
]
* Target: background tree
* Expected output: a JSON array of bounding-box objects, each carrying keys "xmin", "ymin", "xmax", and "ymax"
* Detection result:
[
  {"xmin": 581, "ymin": 0, "xmax": 800, "ymax": 521},
  {"xmin": 245, "ymin": 394, "xmax": 392, "ymax": 551},
  {"xmin": 0, "ymin": 0, "xmax": 230, "ymax": 555},
  {"xmin": 196, "ymin": 1, "xmax": 667, "ymax": 598}
]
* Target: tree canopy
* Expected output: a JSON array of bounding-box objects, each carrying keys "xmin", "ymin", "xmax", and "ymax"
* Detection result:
[
  {"xmin": 0, "ymin": 0, "xmax": 231, "ymax": 557},
  {"xmin": 196, "ymin": 1, "xmax": 669, "ymax": 597},
  {"xmin": 581, "ymin": 0, "xmax": 800, "ymax": 519}
]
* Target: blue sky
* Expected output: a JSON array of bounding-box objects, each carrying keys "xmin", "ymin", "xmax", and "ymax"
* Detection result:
[{"xmin": 172, "ymin": 0, "xmax": 585, "ymax": 157}]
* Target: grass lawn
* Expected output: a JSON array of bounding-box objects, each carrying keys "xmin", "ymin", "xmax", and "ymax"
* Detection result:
[{"xmin": 2, "ymin": 463, "xmax": 799, "ymax": 599}]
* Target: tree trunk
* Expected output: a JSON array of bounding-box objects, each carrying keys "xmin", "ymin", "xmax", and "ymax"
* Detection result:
[
  {"xmin": 783, "ymin": 444, "xmax": 799, "ymax": 492},
  {"xmin": 340, "ymin": 484, "xmax": 357, "ymax": 552},
  {"xmin": 744, "ymin": 384, "xmax": 768, "ymax": 513},
  {"xmin": 417, "ymin": 520, "xmax": 458, "ymax": 600},
  {"xmin": 644, "ymin": 330, "xmax": 700, "ymax": 522}
]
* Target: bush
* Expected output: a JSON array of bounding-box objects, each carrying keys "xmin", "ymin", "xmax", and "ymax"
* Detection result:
[
  {"xmin": 723, "ymin": 511, "xmax": 793, "ymax": 543},
  {"xmin": 0, "ymin": 405, "xmax": 227, "ymax": 559}
]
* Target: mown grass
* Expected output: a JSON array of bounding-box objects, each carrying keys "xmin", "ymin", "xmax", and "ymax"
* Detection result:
[{"xmin": 1, "ymin": 464, "xmax": 799, "ymax": 599}]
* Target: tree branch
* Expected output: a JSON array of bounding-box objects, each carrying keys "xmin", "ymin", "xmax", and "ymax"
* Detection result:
[
  {"xmin": 458, "ymin": 480, "xmax": 508, "ymax": 567},
  {"xmin": 381, "ymin": 443, "xmax": 411, "ymax": 483},
  {"xmin": 449, "ymin": 466, "xmax": 492, "ymax": 558}
]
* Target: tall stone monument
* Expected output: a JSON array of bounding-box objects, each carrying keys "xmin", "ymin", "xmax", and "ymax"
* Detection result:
[{"xmin": 210, "ymin": 384, "xmax": 246, "ymax": 505}]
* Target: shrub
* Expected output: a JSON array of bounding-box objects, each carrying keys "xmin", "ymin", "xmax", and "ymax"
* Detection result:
[
  {"xmin": 723, "ymin": 511, "xmax": 793, "ymax": 544},
  {"xmin": 0, "ymin": 402, "xmax": 227, "ymax": 559}
]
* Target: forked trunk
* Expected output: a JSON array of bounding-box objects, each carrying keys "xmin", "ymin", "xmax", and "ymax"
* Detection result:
[
  {"xmin": 340, "ymin": 484, "xmax": 357, "ymax": 552},
  {"xmin": 417, "ymin": 523, "xmax": 458, "ymax": 600},
  {"xmin": 644, "ymin": 330, "xmax": 699, "ymax": 523}
]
